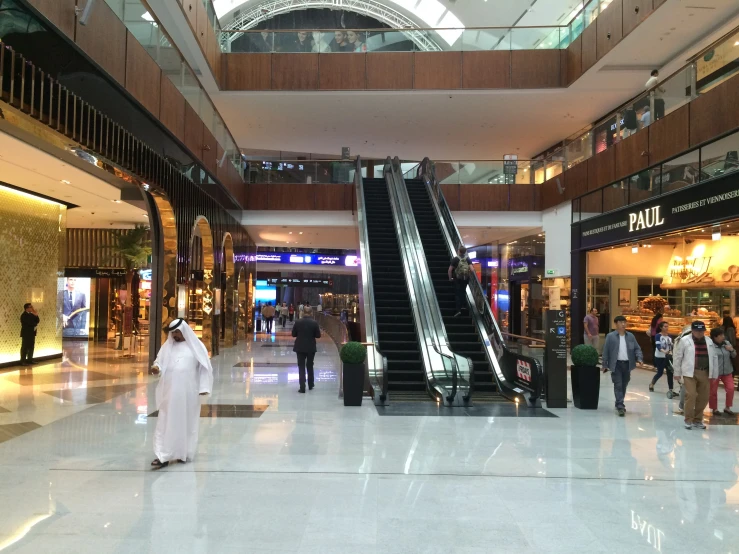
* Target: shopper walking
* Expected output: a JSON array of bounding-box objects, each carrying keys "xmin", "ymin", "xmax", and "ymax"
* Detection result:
[
  {"xmin": 448, "ymin": 246, "xmax": 472, "ymax": 317},
  {"xmin": 261, "ymin": 302, "xmax": 276, "ymax": 334},
  {"xmin": 650, "ymin": 321, "xmax": 674, "ymax": 393},
  {"xmin": 602, "ymin": 315, "xmax": 644, "ymax": 416},
  {"xmin": 708, "ymin": 327, "xmax": 736, "ymax": 416},
  {"xmin": 19, "ymin": 303, "xmax": 39, "ymax": 366},
  {"xmin": 279, "ymin": 303, "xmax": 289, "ymax": 329},
  {"xmin": 649, "ymin": 312, "xmax": 664, "ymax": 357},
  {"xmin": 289, "ymin": 304, "xmax": 295, "ymax": 322},
  {"xmin": 298, "ymin": 303, "xmax": 304, "ymax": 320},
  {"xmin": 292, "ymin": 306, "xmax": 321, "ymax": 393},
  {"xmin": 674, "ymin": 321, "xmax": 715, "ymax": 429},
  {"xmin": 584, "ymin": 307, "xmax": 600, "ymax": 349},
  {"xmin": 722, "ymin": 316, "xmax": 736, "ymax": 348}
]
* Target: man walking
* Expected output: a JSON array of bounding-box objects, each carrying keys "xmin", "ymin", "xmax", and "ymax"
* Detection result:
[
  {"xmin": 261, "ymin": 302, "xmax": 275, "ymax": 334},
  {"xmin": 20, "ymin": 303, "xmax": 39, "ymax": 366},
  {"xmin": 584, "ymin": 307, "xmax": 600, "ymax": 350},
  {"xmin": 448, "ymin": 246, "xmax": 472, "ymax": 317},
  {"xmin": 292, "ymin": 306, "xmax": 321, "ymax": 393},
  {"xmin": 150, "ymin": 319, "xmax": 213, "ymax": 469},
  {"xmin": 674, "ymin": 321, "xmax": 716, "ymax": 429},
  {"xmin": 279, "ymin": 302, "xmax": 289, "ymax": 329},
  {"xmin": 602, "ymin": 315, "xmax": 644, "ymax": 416}
]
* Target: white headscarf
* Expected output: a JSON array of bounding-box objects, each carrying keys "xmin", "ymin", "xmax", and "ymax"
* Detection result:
[{"xmin": 154, "ymin": 319, "xmax": 213, "ymax": 393}]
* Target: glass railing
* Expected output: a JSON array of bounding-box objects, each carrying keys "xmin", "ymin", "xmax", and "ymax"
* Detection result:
[
  {"xmin": 431, "ymin": 160, "xmax": 539, "ymax": 185},
  {"xmin": 103, "ymin": 0, "xmax": 242, "ymax": 178},
  {"xmin": 573, "ymin": 128, "xmax": 739, "ymax": 222},
  {"xmin": 541, "ymin": 26, "xmax": 739, "ymax": 177},
  {"xmin": 246, "ymin": 160, "xmax": 357, "ymax": 184}
]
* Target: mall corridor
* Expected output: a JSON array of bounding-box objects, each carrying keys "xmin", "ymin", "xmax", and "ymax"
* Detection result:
[{"xmin": 0, "ymin": 327, "xmax": 737, "ymax": 553}]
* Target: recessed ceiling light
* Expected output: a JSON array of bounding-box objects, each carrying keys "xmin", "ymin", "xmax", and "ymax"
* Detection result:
[
  {"xmin": 61, "ymin": 179, "xmax": 71, "ymax": 184},
  {"xmin": 112, "ymin": 199, "xmax": 121, "ymax": 203},
  {"xmin": 299, "ymin": 232, "xmax": 303, "ymax": 235},
  {"xmin": 289, "ymin": 232, "xmax": 292, "ymax": 234}
]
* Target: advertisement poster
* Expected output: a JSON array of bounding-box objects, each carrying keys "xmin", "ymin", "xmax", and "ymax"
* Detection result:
[{"xmin": 59, "ymin": 277, "xmax": 91, "ymax": 338}]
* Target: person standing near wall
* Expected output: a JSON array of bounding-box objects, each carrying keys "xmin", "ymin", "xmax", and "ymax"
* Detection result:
[
  {"xmin": 20, "ymin": 303, "xmax": 39, "ymax": 366},
  {"xmin": 584, "ymin": 307, "xmax": 600, "ymax": 350}
]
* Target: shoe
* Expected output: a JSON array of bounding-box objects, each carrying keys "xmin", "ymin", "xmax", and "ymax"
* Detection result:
[
  {"xmin": 618, "ymin": 408, "xmax": 625, "ymax": 417},
  {"xmin": 649, "ymin": 384, "xmax": 655, "ymax": 392},
  {"xmin": 724, "ymin": 408, "xmax": 735, "ymax": 416},
  {"xmin": 298, "ymin": 388, "xmax": 306, "ymax": 394},
  {"xmin": 712, "ymin": 409, "xmax": 721, "ymax": 416},
  {"xmin": 151, "ymin": 459, "xmax": 169, "ymax": 470},
  {"xmin": 693, "ymin": 421, "xmax": 707, "ymax": 429},
  {"xmin": 684, "ymin": 421, "xmax": 692, "ymax": 429},
  {"xmin": 309, "ymin": 384, "xmax": 314, "ymax": 390},
  {"xmin": 453, "ymin": 312, "xmax": 462, "ymax": 317}
]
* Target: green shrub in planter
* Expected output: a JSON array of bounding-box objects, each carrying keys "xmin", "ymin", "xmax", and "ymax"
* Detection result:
[
  {"xmin": 571, "ymin": 344, "xmax": 599, "ymax": 367},
  {"xmin": 340, "ymin": 341, "xmax": 367, "ymax": 365}
]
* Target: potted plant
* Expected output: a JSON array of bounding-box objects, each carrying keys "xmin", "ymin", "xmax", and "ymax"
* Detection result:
[
  {"xmin": 571, "ymin": 344, "xmax": 600, "ymax": 409},
  {"xmin": 340, "ymin": 341, "xmax": 367, "ymax": 407}
]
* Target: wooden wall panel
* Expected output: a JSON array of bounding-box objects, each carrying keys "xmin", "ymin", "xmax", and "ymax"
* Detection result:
[
  {"xmin": 614, "ymin": 130, "xmax": 650, "ymax": 180},
  {"xmin": 343, "ymin": 184, "xmax": 355, "ymax": 211},
  {"xmin": 272, "ymin": 54, "xmax": 319, "ymax": 90},
  {"xmin": 315, "ymin": 185, "xmax": 346, "ymax": 210},
  {"xmin": 602, "ymin": 184, "xmax": 629, "ymax": 213},
  {"xmin": 366, "ymin": 53, "xmax": 413, "ymax": 89},
  {"xmin": 623, "ymin": 0, "xmax": 653, "ymax": 36},
  {"xmin": 195, "ymin": 0, "xmax": 208, "ymax": 57},
  {"xmin": 414, "ymin": 52, "xmax": 461, "ymax": 90},
  {"xmin": 440, "ymin": 184, "xmax": 460, "ymax": 211},
  {"xmin": 205, "ymin": 22, "xmax": 217, "ymax": 73},
  {"xmin": 565, "ymin": 159, "xmax": 589, "ymax": 199},
  {"xmin": 159, "ymin": 75, "xmax": 186, "ymax": 143},
  {"xmin": 653, "ymin": 0, "xmax": 667, "ymax": 8},
  {"xmin": 559, "ymin": 49, "xmax": 567, "ymax": 91},
  {"xmin": 462, "ymin": 51, "xmax": 511, "ymax": 89},
  {"xmin": 509, "ymin": 184, "xmax": 537, "ymax": 210},
  {"xmin": 75, "ymin": 0, "xmax": 127, "ymax": 84},
  {"xmin": 581, "ymin": 23, "xmax": 597, "ymax": 74},
  {"xmin": 247, "ymin": 184, "xmax": 269, "ymax": 210},
  {"xmin": 27, "ymin": 0, "xmax": 75, "ymax": 39},
  {"xmin": 202, "ymin": 126, "xmax": 218, "ymax": 177},
  {"xmin": 319, "ymin": 54, "xmax": 366, "ymax": 90},
  {"xmin": 459, "ymin": 184, "xmax": 508, "ymax": 211},
  {"xmin": 588, "ymin": 147, "xmax": 615, "ymax": 191},
  {"xmin": 182, "ymin": 0, "xmax": 198, "ymax": 36},
  {"xmin": 125, "ymin": 33, "xmax": 161, "ymax": 118},
  {"xmin": 541, "ymin": 179, "xmax": 560, "ymax": 210},
  {"xmin": 597, "ymin": 0, "xmax": 623, "ymax": 60},
  {"xmin": 184, "ymin": 102, "xmax": 204, "ymax": 161},
  {"xmin": 649, "ymin": 105, "xmax": 689, "ymax": 164},
  {"xmin": 512, "ymin": 50, "xmax": 560, "ymax": 88},
  {"xmin": 224, "ymin": 54, "xmax": 271, "ymax": 90},
  {"xmin": 268, "ymin": 184, "xmax": 314, "ymax": 210},
  {"xmin": 689, "ymin": 76, "xmax": 739, "ymax": 146},
  {"xmin": 566, "ymin": 35, "xmax": 583, "ymax": 86}
]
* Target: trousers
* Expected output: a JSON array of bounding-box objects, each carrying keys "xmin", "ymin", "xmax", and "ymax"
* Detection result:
[
  {"xmin": 20, "ymin": 335, "xmax": 35, "ymax": 364},
  {"xmin": 297, "ymin": 352, "xmax": 315, "ymax": 390},
  {"xmin": 652, "ymin": 357, "xmax": 673, "ymax": 390},
  {"xmin": 683, "ymin": 369, "xmax": 710, "ymax": 423},
  {"xmin": 611, "ymin": 360, "xmax": 631, "ymax": 409},
  {"xmin": 454, "ymin": 279, "xmax": 468, "ymax": 314},
  {"xmin": 709, "ymin": 373, "xmax": 735, "ymax": 410}
]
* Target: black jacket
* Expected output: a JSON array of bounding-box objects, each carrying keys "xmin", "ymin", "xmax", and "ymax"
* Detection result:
[
  {"xmin": 292, "ymin": 317, "xmax": 321, "ymax": 353},
  {"xmin": 20, "ymin": 311, "xmax": 40, "ymax": 338}
]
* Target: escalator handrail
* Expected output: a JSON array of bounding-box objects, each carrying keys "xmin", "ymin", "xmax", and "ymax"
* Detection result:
[
  {"xmin": 383, "ymin": 159, "xmax": 460, "ymax": 404},
  {"xmin": 418, "ymin": 158, "xmax": 543, "ymax": 406},
  {"xmin": 355, "ymin": 156, "xmax": 389, "ymax": 402},
  {"xmin": 392, "ymin": 158, "xmax": 474, "ymax": 403}
]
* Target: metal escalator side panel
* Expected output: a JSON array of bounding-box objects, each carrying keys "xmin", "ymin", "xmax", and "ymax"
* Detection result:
[{"xmin": 416, "ymin": 158, "xmax": 543, "ymax": 407}]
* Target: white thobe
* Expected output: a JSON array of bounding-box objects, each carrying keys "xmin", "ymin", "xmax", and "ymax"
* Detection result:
[{"xmin": 153, "ymin": 342, "xmax": 210, "ymax": 462}]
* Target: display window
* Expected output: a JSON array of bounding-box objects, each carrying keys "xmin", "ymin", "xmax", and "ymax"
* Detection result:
[{"xmin": 59, "ymin": 277, "xmax": 91, "ymax": 338}]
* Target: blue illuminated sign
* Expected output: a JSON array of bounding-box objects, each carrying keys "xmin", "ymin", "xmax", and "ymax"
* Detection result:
[{"xmin": 257, "ymin": 252, "xmax": 359, "ymax": 266}]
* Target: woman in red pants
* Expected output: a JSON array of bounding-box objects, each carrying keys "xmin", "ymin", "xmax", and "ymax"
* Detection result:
[{"xmin": 709, "ymin": 327, "xmax": 736, "ymax": 416}]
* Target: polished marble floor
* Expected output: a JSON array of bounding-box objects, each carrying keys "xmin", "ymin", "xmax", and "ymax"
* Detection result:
[{"xmin": 0, "ymin": 325, "xmax": 738, "ymax": 553}]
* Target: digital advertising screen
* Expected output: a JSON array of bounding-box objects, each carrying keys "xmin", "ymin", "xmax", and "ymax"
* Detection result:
[
  {"xmin": 256, "ymin": 252, "xmax": 360, "ymax": 267},
  {"xmin": 59, "ymin": 276, "xmax": 91, "ymax": 338},
  {"xmin": 254, "ymin": 280, "xmax": 276, "ymax": 303}
]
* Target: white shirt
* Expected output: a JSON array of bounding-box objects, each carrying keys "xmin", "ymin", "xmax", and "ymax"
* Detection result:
[
  {"xmin": 645, "ymin": 75, "xmax": 659, "ymax": 89},
  {"xmin": 618, "ymin": 334, "xmax": 628, "ymax": 361}
]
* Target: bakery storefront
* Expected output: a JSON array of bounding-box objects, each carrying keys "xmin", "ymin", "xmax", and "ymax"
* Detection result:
[{"xmin": 571, "ymin": 171, "xmax": 739, "ymax": 362}]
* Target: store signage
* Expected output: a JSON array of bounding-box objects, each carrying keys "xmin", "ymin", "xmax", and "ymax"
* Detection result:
[
  {"xmin": 504, "ymin": 154, "xmax": 518, "ymax": 175},
  {"xmin": 256, "ymin": 252, "xmax": 358, "ymax": 266},
  {"xmin": 65, "ymin": 267, "xmax": 127, "ymax": 278},
  {"xmin": 511, "ymin": 265, "xmax": 529, "ymax": 275},
  {"xmin": 516, "ymin": 359, "xmax": 532, "ymax": 382},
  {"xmin": 628, "ymin": 206, "xmax": 665, "ymax": 232},
  {"xmin": 577, "ymin": 172, "xmax": 739, "ymax": 250},
  {"xmin": 266, "ymin": 278, "xmax": 333, "ymax": 287}
]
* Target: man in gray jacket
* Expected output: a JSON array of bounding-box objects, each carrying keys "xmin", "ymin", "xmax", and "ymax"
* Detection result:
[{"xmin": 602, "ymin": 315, "xmax": 644, "ymax": 416}]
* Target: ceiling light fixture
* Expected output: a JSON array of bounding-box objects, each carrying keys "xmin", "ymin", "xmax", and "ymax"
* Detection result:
[
  {"xmin": 299, "ymin": 232, "xmax": 303, "ymax": 235},
  {"xmin": 61, "ymin": 179, "xmax": 71, "ymax": 184},
  {"xmin": 632, "ymin": 246, "xmax": 638, "ymax": 254}
]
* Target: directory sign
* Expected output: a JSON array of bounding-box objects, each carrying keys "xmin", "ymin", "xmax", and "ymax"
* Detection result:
[{"xmin": 544, "ymin": 309, "xmax": 568, "ymax": 408}]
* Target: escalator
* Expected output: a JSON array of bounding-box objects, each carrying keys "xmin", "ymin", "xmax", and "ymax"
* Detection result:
[
  {"xmin": 405, "ymin": 179, "xmax": 499, "ymax": 400},
  {"xmin": 362, "ymin": 178, "xmax": 427, "ymax": 399}
]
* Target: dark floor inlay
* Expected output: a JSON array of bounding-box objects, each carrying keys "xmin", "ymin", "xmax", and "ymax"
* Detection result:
[
  {"xmin": 260, "ymin": 344, "xmax": 292, "ymax": 348},
  {"xmin": 0, "ymin": 422, "xmax": 42, "ymax": 444},
  {"xmin": 0, "ymin": 406, "xmax": 10, "ymax": 413},
  {"xmin": 233, "ymin": 362, "xmax": 296, "ymax": 367},
  {"xmin": 43, "ymin": 384, "xmax": 142, "ymax": 404},
  {"xmin": 704, "ymin": 413, "xmax": 739, "ymax": 425},
  {"xmin": 6, "ymin": 370, "xmax": 117, "ymax": 386},
  {"xmin": 376, "ymin": 403, "xmax": 557, "ymax": 417},
  {"xmin": 148, "ymin": 404, "xmax": 269, "ymax": 418}
]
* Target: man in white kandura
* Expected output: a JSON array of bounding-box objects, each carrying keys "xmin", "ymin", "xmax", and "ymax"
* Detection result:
[{"xmin": 150, "ymin": 319, "xmax": 213, "ymax": 470}]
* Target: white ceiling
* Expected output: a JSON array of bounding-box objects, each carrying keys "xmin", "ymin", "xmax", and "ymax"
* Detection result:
[
  {"xmin": 245, "ymin": 224, "xmax": 359, "ymax": 248},
  {"xmin": 0, "ymin": 131, "xmax": 148, "ymax": 229}
]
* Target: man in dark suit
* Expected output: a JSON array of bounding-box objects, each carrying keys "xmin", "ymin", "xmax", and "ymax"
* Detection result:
[
  {"xmin": 292, "ymin": 306, "xmax": 321, "ymax": 393},
  {"xmin": 60, "ymin": 277, "xmax": 87, "ymax": 335},
  {"xmin": 20, "ymin": 303, "xmax": 40, "ymax": 366}
]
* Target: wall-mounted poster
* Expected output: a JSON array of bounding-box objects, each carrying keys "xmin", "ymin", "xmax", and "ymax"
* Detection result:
[
  {"xmin": 618, "ymin": 288, "xmax": 631, "ymax": 307},
  {"xmin": 59, "ymin": 277, "xmax": 90, "ymax": 337}
]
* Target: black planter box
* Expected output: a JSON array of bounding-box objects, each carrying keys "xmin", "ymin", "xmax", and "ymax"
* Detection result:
[
  {"xmin": 571, "ymin": 364, "xmax": 600, "ymax": 409},
  {"xmin": 343, "ymin": 362, "xmax": 364, "ymax": 406}
]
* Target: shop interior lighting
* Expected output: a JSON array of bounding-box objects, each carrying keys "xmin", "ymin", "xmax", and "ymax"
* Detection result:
[
  {"xmin": 712, "ymin": 226, "xmax": 721, "ymax": 241},
  {"xmin": 61, "ymin": 179, "xmax": 71, "ymax": 184},
  {"xmin": 632, "ymin": 246, "xmax": 638, "ymax": 254}
]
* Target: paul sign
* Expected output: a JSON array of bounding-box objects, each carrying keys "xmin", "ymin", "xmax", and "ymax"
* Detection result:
[{"xmin": 629, "ymin": 206, "xmax": 664, "ymax": 233}]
